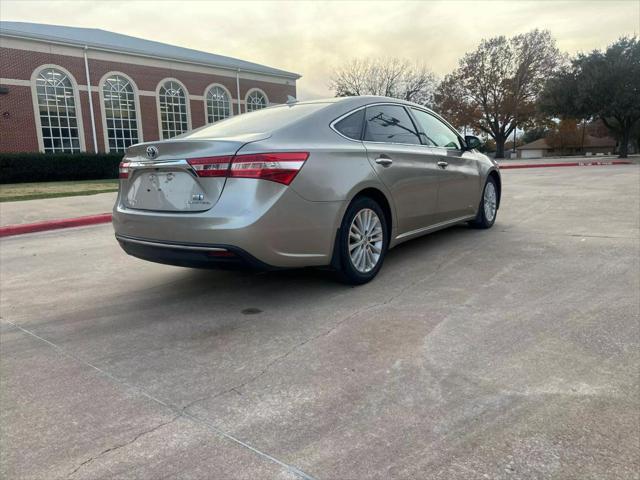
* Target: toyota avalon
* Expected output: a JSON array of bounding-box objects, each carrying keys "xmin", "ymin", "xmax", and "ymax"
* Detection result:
[{"xmin": 113, "ymin": 96, "xmax": 501, "ymax": 284}]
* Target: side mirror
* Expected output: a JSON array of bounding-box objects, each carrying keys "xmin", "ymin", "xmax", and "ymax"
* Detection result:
[{"xmin": 465, "ymin": 135, "xmax": 483, "ymax": 150}]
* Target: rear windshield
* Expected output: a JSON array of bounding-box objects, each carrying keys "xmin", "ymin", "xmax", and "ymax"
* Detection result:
[{"xmin": 185, "ymin": 103, "xmax": 328, "ymax": 139}]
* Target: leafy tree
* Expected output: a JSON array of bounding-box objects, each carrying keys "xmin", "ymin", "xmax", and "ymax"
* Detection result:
[
  {"xmin": 586, "ymin": 118, "xmax": 611, "ymax": 138},
  {"xmin": 435, "ymin": 30, "xmax": 562, "ymax": 158},
  {"xmin": 330, "ymin": 58, "xmax": 437, "ymax": 106},
  {"xmin": 433, "ymin": 74, "xmax": 480, "ymax": 135},
  {"xmin": 521, "ymin": 126, "xmax": 550, "ymax": 144},
  {"xmin": 546, "ymin": 118, "xmax": 585, "ymax": 152},
  {"xmin": 540, "ymin": 37, "xmax": 640, "ymax": 158},
  {"xmin": 480, "ymin": 138, "xmax": 496, "ymax": 154}
]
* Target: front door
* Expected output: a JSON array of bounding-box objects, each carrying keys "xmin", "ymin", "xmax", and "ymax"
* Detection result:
[{"xmin": 410, "ymin": 108, "xmax": 481, "ymax": 222}]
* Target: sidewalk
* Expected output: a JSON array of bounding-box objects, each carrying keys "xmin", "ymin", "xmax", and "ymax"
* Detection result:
[{"xmin": 0, "ymin": 192, "xmax": 116, "ymax": 227}]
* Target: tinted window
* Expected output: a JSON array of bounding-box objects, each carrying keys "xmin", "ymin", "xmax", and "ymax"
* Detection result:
[
  {"xmin": 364, "ymin": 105, "xmax": 421, "ymax": 145},
  {"xmin": 411, "ymin": 109, "xmax": 462, "ymax": 149},
  {"xmin": 334, "ymin": 109, "xmax": 364, "ymax": 140}
]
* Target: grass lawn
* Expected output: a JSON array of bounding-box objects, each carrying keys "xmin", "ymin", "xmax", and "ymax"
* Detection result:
[{"xmin": 0, "ymin": 179, "xmax": 119, "ymax": 202}]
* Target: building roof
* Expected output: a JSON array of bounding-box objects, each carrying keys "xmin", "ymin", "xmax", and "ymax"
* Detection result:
[
  {"xmin": 517, "ymin": 135, "xmax": 616, "ymax": 150},
  {"xmin": 517, "ymin": 138, "xmax": 549, "ymax": 150},
  {"xmin": 0, "ymin": 21, "xmax": 300, "ymax": 79}
]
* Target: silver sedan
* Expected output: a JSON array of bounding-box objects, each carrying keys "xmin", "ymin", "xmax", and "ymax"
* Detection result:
[{"xmin": 113, "ymin": 96, "xmax": 501, "ymax": 284}]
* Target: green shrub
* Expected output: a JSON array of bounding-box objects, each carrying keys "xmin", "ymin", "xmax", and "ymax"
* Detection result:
[{"xmin": 0, "ymin": 153, "xmax": 123, "ymax": 184}]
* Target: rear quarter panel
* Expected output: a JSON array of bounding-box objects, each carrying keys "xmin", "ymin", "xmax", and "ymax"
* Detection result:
[{"xmin": 236, "ymin": 114, "xmax": 397, "ymax": 236}]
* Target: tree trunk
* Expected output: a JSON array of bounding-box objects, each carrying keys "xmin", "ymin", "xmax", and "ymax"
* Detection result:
[
  {"xmin": 619, "ymin": 125, "xmax": 630, "ymax": 158},
  {"xmin": 495, "ymin": 136, "xmax": 506, "ymax": 159}
]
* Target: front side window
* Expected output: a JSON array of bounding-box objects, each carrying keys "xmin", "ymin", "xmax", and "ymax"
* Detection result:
[
  {"xmin": 35, "ymin": 68, "xmax": 81, "ymax": 153},
  {"xmin": 411, "ymin": 109, "xmax": 462, "ymax": 149},
  {"xmin": 206, "ymin": 86, "xmax": 231, "ymax": 123},
  {"xmin": 246, "ymin": 89, "xmax": 267, "ymax": 112},
  {"xmin": 102, "ymin": 74, "xmax": 139, "ymax": 152},
  {"xmin": 158, "ymin": 80, "xmax": 188, "ymax": 139},
  {"xmin": 363, "ymin": 105, "xmax": 421, "ymax": 145},
  {"xmin": 334, "ymin": 109, "xmax": 364, "ymax": 140}
]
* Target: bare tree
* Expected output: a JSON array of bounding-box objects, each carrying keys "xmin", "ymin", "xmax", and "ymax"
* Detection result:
[
  {"xmin": 435, "ymin": 30, "xmax": 563, "ymax": 158},
  {"xmin": 330, "ymin": 58, "xmax": 437, "ymax": 106}
]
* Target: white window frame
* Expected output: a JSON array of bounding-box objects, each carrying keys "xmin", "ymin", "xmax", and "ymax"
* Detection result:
[
  {"xmin": 203, "ymin": 83, "xmax": 233, "ymax": 124},
  {"xmin": 98, "ymin": 71, "xmax": 144, "ymax": 153},
  {"xmin": 30, "ymin": 64, "xmax": 86, "ymax": 153},
  {"xmin": 244, "ymin": 88, "xmax": 269, "ymax": 113},
  {"xmin": 155, "ymin": 78, "xmax": 192, "ymax": 140}
]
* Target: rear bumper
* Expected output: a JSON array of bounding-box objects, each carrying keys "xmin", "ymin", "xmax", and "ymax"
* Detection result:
[
  {"xmin": 116, "ymin": 234, "xmax": 275, "ymax": 270},
  {"xmin": 112, "ymin": 181, "xmax": 346, "ymax": 268}
]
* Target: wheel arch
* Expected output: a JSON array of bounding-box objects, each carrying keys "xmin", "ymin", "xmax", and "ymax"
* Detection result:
[
  {"xmin": 350, "ymin": 187, "xmax": 394, "ymax": 241},
  {"xmin": 330, "ymin": 186, "xmax": 395, "ymax": 270},
  {"xmin": 487, "ymin": 169, "xmax": 502, "ymax": 209}
]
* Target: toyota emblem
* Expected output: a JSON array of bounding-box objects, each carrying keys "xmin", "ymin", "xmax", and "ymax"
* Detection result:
[{"xmin": 146, "ymin": 146, "xmax": 159, "ymax": 159}]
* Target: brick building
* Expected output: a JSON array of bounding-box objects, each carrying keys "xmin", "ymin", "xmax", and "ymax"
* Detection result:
[{"xmin": 0, "ymin": 21, "xmax": 299, "ymax": 154}]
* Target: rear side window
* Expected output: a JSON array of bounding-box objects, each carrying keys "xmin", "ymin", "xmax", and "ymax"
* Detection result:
[
  {"xmin": 363, "ymin": 105, "xmax": 421, "ymax": 145},
  {"xmin": 334, "ymin": 109, "xmax": 364, "ymax": 140}
]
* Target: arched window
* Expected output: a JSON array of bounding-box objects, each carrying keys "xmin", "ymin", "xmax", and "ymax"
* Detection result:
[
  {"xmin": 245, "ymin": 89, "xmax": 268, "ymax": 112},
  {"xmin": 205, "ymin": 85, "xmax": 231, "ymax": 123},
  {"xmin": 158, "ymin": 80, "xmax": 189, "ymax": 139},
  {"xmin": 35, "ymin": 68, "xmax": 81, "ymax": 153},
  {"xmin": 101, "ymin": 74, "xmax": 140, "ymax": 152}
]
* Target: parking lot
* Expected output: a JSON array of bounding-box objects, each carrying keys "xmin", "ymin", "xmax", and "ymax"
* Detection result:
[{"xmin": 1, "ymin": 165, "xmax": 638, "ymax": 479}]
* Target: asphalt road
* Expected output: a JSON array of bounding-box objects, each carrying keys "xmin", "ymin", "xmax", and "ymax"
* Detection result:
[{"xmin": 1, "ymin": 165, "xmax": 639, "ymax": 480}]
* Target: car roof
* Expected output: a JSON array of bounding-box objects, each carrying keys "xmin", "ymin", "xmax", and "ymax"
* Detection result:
[{"xmin": 181, "ymin": 96, "xmax": 446, "ymax": 142}]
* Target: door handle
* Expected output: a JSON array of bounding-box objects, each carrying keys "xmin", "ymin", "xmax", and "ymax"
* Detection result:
[
  {"xmin": 437, "ymin": 161, "xmax": 448, "ymax": 168},
  {"xmin": 375, "ymin": 157, "xmax": 393, "ymax": 167}
]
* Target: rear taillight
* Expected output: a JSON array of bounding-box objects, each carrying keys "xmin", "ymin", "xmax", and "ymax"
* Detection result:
[
  {"xmin": 119, "ymin": 162, "xmax": 130, "ymax": 179},
  {"xmin": 187, "ymin": 152, "xmax": 309, "ymax": 185},
  {"xmin": 230, "ymin": 152, "xmax": 309, "ymax": 185},
  {"xmin": 187, "ymin": 156, "xmax": 233, "ymax": 177}
]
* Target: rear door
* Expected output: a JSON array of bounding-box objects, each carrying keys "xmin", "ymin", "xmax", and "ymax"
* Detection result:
[
  {"xmin": 361, "ymin": 104, "xmax": 441, "ymax": 234},
  {"xmin": 410, "ymin": 108, "xmax": 481, "ymax": 222}
]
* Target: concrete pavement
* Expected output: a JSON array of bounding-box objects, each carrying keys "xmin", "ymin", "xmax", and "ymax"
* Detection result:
[{"xmin": 1, "ymin": 165, "xmax": 639, "ymax": 479}]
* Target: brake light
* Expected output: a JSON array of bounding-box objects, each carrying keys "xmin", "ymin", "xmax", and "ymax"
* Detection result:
[
  {"xmin": 187, "ymin": 152, "xmax": 309, "ymax": 185},
  {"xmin": 230, "ymin": 152, "xmax": 309, "ymax": 185},
  {"xmin": 119, "ymin": 161, "xmax": 130, "ymax": 179},
  {"xmin": 187, "ymin": 156, "xmax": 233, "ymax": 177}
]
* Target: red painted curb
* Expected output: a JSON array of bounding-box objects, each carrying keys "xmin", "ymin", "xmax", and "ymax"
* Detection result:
[
  {"xmin": 499, "ymin": 160, "xmax": 632, "ymax": 169},
  {"xmin": 0, "ymin": 213, "xmax": 112, "ymax": 238}
]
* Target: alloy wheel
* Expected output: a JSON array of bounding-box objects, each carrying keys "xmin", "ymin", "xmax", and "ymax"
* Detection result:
[
  {"xmin": 484, "ymin": 182, "xmax": 497, "ymax": 222},
  {"xmin": 348, "ymin": 208, "xmax": 384, "ymax": 273}
]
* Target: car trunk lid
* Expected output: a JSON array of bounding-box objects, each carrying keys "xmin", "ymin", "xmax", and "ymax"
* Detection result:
[{"xmin": 120, "ymin": 135, "xmax": 267, "ymax": 212}]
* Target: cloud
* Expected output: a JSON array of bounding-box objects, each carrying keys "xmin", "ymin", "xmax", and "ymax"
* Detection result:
[{"xmin": 2, "ymin": 0, "xmax": 638, "ymax": 99}]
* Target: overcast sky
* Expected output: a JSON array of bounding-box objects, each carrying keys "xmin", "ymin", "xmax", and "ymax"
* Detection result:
[{"xmin": 2, "ymin": 0, "xmax": 639, "ymax": 99}]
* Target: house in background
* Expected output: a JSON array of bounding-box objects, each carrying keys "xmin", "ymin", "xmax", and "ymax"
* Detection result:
[
  {"xmin": 0, "ymin": 21, "xmax": 300, "ymax": 154},
  {"xmin": 516, "ymin": 135, "xmax": 616, "ymax": 159}
]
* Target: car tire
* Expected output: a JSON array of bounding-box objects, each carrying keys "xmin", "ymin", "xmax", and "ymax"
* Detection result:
[
  {"xmin": 335, "ymin": 196, "xmax": 389, "ymax": 285},
  {"xmin": 469, "ymin": 176, "xmax": 498, "ymax": 229}
]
